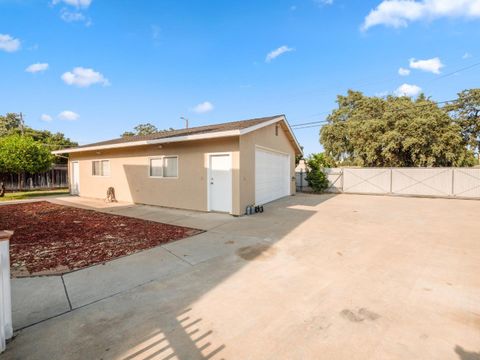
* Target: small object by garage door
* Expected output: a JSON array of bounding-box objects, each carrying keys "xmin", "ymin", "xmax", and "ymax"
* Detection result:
[
  {"xmin": 245, "ymin": 205, "xmax": 264, "ymax": 215},
  {"xmin": 105, "ymin": 187, "xmax": 118, "ymax": 203}
]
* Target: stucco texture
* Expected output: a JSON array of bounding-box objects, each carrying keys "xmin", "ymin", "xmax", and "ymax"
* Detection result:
[{"xmin": 69, "ymin": 123, "xmax": 297, "ymax": 216}]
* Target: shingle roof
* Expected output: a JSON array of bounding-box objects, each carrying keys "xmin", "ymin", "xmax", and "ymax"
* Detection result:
[{"xmin": 76, "ymin": 115, "xmax": 283, "ymax": 149}]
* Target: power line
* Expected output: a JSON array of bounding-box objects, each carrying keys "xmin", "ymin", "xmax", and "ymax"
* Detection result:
[
  {"xmin": 290, "ymin": 96, "xmax": 466, "ymax": 129},
  {"xmin": 429, "ymin": 60, "xmax": 480, "ymax": 82},
  {"xmin": 292, "ymin": 123, "xmax": 328, "ymax": 130},
  {"xmin": 282, "ymin": 59, "xmax": 480, "ymax": 107},
  {"xmin": 291, "ymin": 120, "xmax": 329, "ymax": 127}
]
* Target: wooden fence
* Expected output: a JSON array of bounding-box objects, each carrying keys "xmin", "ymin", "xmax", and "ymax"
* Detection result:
[{"xmin": 1, "ymin": 165, "xmax": 68, "ymax": 191}]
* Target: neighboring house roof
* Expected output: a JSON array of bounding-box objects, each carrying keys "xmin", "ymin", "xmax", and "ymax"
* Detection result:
[
  {"xmin": 52, "ymin": 115, "xmax": 303, "ymax": 155},
  {"xmin": 295, "ymin": 159, "xmax": 310, "ymax": 172}
]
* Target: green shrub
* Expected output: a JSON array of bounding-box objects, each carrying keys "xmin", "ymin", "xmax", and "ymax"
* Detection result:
[
  {"xmin": 305, "ymin": 168, "xmax": 329, "ymax": 192},
  {"xmin": 304, "ymin": 153, "xmax": 333, "ymax": 193}
]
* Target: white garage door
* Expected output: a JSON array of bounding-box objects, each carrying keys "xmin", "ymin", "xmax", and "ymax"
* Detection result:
[{"xmin": 255, "ymin": 147, "xmax": 290, "ymax": 205}]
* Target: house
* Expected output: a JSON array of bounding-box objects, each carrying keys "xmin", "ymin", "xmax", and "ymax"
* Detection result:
[
  {"xmin": 53, "ymin": 115, "xmax": 303, "ymax": 216},
  {"xmin": 295, "ymin": 159, "xmax": 309, "ymax": 173}
]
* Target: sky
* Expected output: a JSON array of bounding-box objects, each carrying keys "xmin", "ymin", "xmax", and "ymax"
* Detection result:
[{"xmin": 0, "ymin": 0, "xmax": 479, "ymax": 154}]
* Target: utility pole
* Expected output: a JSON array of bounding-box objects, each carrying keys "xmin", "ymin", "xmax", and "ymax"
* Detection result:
[
  {"xmin": 180, "ymin": 116, "xmax": 189, "ymax": 129},
  {"xmin": 19, "ymin": 112, "xmax": 25, "ymax": 135}
]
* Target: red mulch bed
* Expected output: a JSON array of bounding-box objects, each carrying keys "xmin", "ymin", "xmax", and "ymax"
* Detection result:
[{"xmin": 0, "ymin": 201, "xmax": 203, "ymax": 277}]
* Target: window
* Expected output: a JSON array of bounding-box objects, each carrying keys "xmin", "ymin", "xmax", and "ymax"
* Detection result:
[
  {"xmin": 92, "ymin": 160, "xmax": 110, "ymax": 176},
  {"xmin": 150, "ymin": 156, "xmax": 178, "ymax": 178}
]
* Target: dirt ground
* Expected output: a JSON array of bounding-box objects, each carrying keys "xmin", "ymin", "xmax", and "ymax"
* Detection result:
[{"xmin": 0, "ymin": 201, "xmax": 202, "ymax": 276}]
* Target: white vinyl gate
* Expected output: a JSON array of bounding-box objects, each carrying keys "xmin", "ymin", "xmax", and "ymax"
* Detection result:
[
  {"xmin": 0, "ymin": 231, "xmax": 13, "ymax": 353},
  {"xmin": 255, "ymin": 147, "xmax": 290, "ymax": 205},
  {"xmin": 296, "ymin": 167, "xmax": 480, "ymax": 199}
]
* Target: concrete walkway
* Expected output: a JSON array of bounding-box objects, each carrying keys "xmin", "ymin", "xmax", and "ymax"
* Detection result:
[
  {"xmin": 11, "ymin": 196, "xmax": 242, "ymax": 329},
  {"xmin": 4, "ymin": 194, "xmax": 480, "ymax": 360}
]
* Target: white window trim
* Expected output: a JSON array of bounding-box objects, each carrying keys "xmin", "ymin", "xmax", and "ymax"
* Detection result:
[
  {"xmin": 148, "ymin": 155, "xmax": 179, "ymax": 179},
  {"xmin": 91, "ymin": 159, "xmax": 111, "ymax": 177}
]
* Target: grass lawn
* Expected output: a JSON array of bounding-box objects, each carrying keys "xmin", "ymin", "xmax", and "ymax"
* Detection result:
[{"xmin": 0, "ymin": 189, "xmax": 69, "ymax": 201}]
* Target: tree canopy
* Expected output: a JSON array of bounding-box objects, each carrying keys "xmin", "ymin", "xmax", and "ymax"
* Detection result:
[
  {"xmin": 0, "ymin": 113, "xmax": 77, "ymax": 164},
  {"xmin": 320, "ymin": 90, "xmax": 475, "ymax": 167},
  {"xmin": 447, "ymin": 89, "xmax": 480, "ymax": 156},
  {"xmin": 0, "ymin": 113, "xmax": 23, "ymax": 137},
  {"xmin": 0, "ymin": 134, "xmax": 53, "ymax": 174},
  {"xmin": 121, "ymin": 123, "xmax": 160, "ymax": 137}
]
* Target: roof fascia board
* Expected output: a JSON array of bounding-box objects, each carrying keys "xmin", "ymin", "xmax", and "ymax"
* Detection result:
[
  {"xmin": 52, "ymin": 129, "xmax": 241, "ymax": 154},
  {"xmin": 52, "ymin": 116, "xmax": 303, "ymax": 155}
]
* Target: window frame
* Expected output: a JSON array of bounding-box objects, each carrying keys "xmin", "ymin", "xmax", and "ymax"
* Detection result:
[
  {"xmin": 148, "ymin": 155, "xmax": 179, "ymax": 179},
  {"xmin": 91, "ymin": 159, "xmax": 111, "ymax": 177}
]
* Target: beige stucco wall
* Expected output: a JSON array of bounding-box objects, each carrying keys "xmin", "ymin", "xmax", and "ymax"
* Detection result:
[
  {"xmin": 239, "ymin": 123, "xmax": 297, "ymax": 212},
  {"xmin": 68, "ymin": 123, "xmax": 298, "ymax": 216},
  {"xmin": 70, "ymin": 137, "xmax": 242, "ymax": 215}
]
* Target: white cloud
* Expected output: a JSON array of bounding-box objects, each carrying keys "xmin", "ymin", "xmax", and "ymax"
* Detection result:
[
  {"xmin": 54, "ymin": 0, "xmax": 92, "ymax": 25},
  {"xmin": 192, "ymin": 101, "xmax": 214, "ymax": 114},
  {"xmin": 395, "ymin": 83, "xmax": 422, "ymax": 97},
  {"xmin": 463, "ymin": 52, "xmax": 473, "ymax": 59},
  {"xmin": 25, "ymin": 63, "xmax": 49, "ymax": 73},
  {"xmin": 58, "ymin": 110, "xmax": 80, "ymax": 121},
  {"xmin": 362, "ymin": 0, "xmax": 480, "ymax": 30},
  {"xmin": 398, "ymin": 67, "xmax": 410, "ymax": 76},
  {"xmin": 0, "ymin": 34, "xmax": 21, "ymax": 52},
  {"xmin": 409, "ymin": 57, "xmax": 444, "ymax": 74},
  {"xmin": 52, "ymin": 0, "xmax": 92, "ymax": 8},
  {"xmin": 314, "ymin": 0, "xmax": 333, "ymax": 5},
  {"xmin": 265, "ymin": 45, "xmax": 294, "ymax": 63},
  {"xmin": 60, "ymin": 10, "xmax": 85, "ymax": 22},
  {"xmin": 40, "ymin": 114, "xmax": 53, "ymax": 122},
  {"xmin": 61, "ymin": 67, "xmax": 110, "ymax": 87}
]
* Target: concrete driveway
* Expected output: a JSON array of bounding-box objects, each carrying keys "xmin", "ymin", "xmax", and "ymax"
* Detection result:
[{"xmin": 4, "ymin": 194, "xmax": 480, "ymax": 360}]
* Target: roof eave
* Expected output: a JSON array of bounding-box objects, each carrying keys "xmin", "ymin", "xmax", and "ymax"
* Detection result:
[
  {"xmin": 52, "ymin": 129, "xmax": 242, "ymax": 155},
  {"xmin": 52, "ymin": 115, "xmax": 303, "ymax": 155}
]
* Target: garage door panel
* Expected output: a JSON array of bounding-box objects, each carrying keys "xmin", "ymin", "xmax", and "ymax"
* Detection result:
[{"xmin": 255, "ymin": 148, "xmax": 290, "ymax": 205}]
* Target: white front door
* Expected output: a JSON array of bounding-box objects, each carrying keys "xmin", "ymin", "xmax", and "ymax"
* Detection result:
[
  {"xmin": 208, "ymin": 154, "xmax": 232, "ymax": 213},
  {"xmin": 71, "ymin": 161, "xmax": 80, "ymax": 195}
]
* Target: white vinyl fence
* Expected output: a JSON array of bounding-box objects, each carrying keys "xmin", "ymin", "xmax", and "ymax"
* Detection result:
[
  {"xmin": 296, "ymin": 168, "xmax": 344, "ymax": 193},
  {"xmin": 0, "ymin": 231, "xmax": 13, "ymax": 353},
  {"xmin": 297, "ymin": 168, "xmax": 480, "ymax": 199}
]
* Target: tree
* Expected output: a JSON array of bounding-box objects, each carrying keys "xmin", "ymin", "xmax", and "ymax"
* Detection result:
[
  {"xmin": 306, "ymin": 153, "xmax": 336, "ymax": 168},
  {"xmin": 304, "ymin": 153, "xmax": 331, "ymax": 192},
  {"xmin": 447, "ymin": 88, "xmax": 480, "ymax": 157},
  {"xmin": 121, "ymin": 123, "xmax": 159, "ymax": 137},
  {"xmin": 320, "ymin": 90, "xmax": 474, "ymax": 167},
  {"xmin": 0, "ymin": 113, "xmax": 77, "ymax": 164},
  {"xmin": 23, "ymin": 128, "xmax": 78, "ymax": 164},
  {"xmin": 0, "ymin": 135, "xmax": 54, "ymax": 188},
  {"xmin": 0, "ymin": 113, "xmax": 23, "ymax": 136}
]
